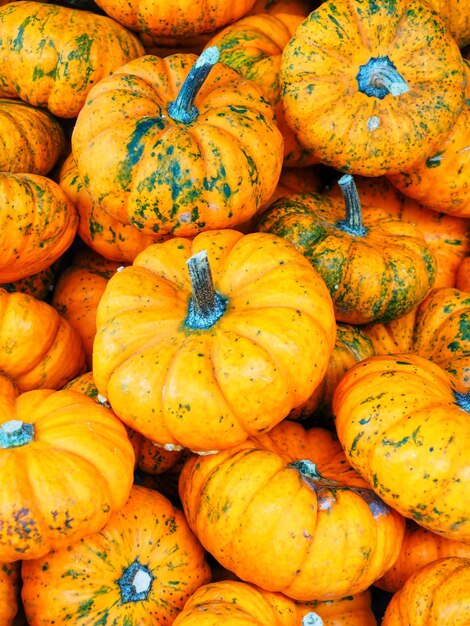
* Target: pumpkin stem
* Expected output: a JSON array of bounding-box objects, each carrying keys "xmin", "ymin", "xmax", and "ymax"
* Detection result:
[
  {"xmin": 356, "ymin": 56, "xmax": 409, "ymax": 99},
  {"xmin": 337, "ymin": 175, "xmax": 367, "ymax": 236},
  {"xmin": 454, "ymin": 389, "xmax": 470, "ymax": 412},
  {"xmin": 117, "ymin": 559, "xmax": 154, "ymax": 603},
  {"xmin": 185, "ymin": 250, "xmax": 227, "ymax": 330},
  {"xmin": 0, "ymin": 420, "xmax": 34, "ymax": 449},
  {"xmin": 303, "ymin": 614, "xmax": 324, "ymax": 626},
  {"xmin": 167, "ymin": 46, "xmax": 220, "ymax": 124},
  {"xmin": 289, "ymin": 459, "xmax": 323, "ymax": 481}
]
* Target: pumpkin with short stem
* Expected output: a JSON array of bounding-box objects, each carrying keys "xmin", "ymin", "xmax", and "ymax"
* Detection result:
[
  {"xmin": 0, "ymin": 1, "xmax": 145, "ymax": 118},
  {"xmin": 325, "ymin": 175, "xmax": 470, "ymax": 289},
  {"xmin": 299, "ymin": 589, "xmax": 377, "ymax": 626},
  {"xmin": 21, "ymin": 485, "xmax": 211, "ymax": 625},
  {"xmin": 387, "ymin": 60, "xmax": 470, "ymax": 218},
  {"xmin": 381, "ymin": 557, "xmax": 470, "ymax": 625},
  {"xmin": 0, "ymin": 373, "xmax": 134, "ymax": 561},
  {"xmin": 375, "ymin": 521, "xmax": 470, "ymax": 593},
  {"xmin": 72, "ymin": 49, "xmax": 283, "ymax": 237},
  {"xmin": 0, "ymin": 289, "xmax": 86, "ymax": 391},
  {"xmin": 179, "ymin": 421, "xmax": 405, "ymax": 601},
  {"xmin": 258, "ymin": 175, "xmax": 436, "ymax": 324},
  {"xmin": 333, "ymin": 354, "xmax": 470, "ymax": 543},
  {"xmin": 456, "ymin": 257, "xmax": 470, "ymax": 292},
  {"xmin": 280, "ymin": 0, "xmax": 466, "ymax": 176},
  {"xmin": 425, "ymin": 0, "xmax": 470, "ymax": 48},
  {"xmin": 52, "ymin": 249, "xmax": 123, "ymax": 368},
  {"xmin": 0, "ymin": 172, "xmax": 77, "ymax": 283},
  {"xmin": 0, "ymin": 561, "xmax": 20, "ymax": 626},
  {"xmin": 0, "ymin": 99, "xmax": 65, "ymax": 175},
  {"xmin": 93, "ymin": 229, "xmax": 336, "ymax": 453}
]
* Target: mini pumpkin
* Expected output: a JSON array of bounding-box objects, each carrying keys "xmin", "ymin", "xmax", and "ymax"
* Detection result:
[
  {"xmin": 1, "ymin": 262, "xmax": 59, "ymax": 301},
  {"xmin": 0, "ymin": 561, "xmax": 20, "ymax": 626},
  {"xmin": 72, "ymin": 48, "xmax": 284, "ymax": 236},
  {"xmin": 456, "ymin": 257, "xmax": 470, "ymax": 292},
  {"xmin": 93, "ymin": 230, "xmax": 336, "ymax": 452}
]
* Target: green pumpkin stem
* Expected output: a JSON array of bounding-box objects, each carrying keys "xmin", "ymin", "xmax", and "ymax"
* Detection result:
[
  {"xmin": 303, "ymin": 614, "xmax": 324, "ymax": 626},
  {"xmin": 454, "ymin": 389, "xmax": 470, "ymax": 412},
  {"xmin": 117, "ymin": 559, "xmax": 154, "ymax": 604},
  {"xmin": 337, "ymin": 175, "xmax": 367, "ymax": 237},
  {"xmin": 185, "ymin": 250, "xmax": 227, "ymax": 330},
  {"xmin": 167, "ymin": 46, "xmax": 220, "ymax": 124},
  {"xmin": 289, "ymin": 460, "xmax": 323, "ymax": 481},
  {"xmin": 356, "ymin": 56, "xmax": 409, "ymax": 99},
  {"xmin": 0, "ymin": 420, "xmax": 34, "ymax": 448}
]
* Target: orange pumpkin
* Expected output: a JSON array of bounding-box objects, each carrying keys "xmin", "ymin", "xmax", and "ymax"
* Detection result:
[
  {"xmin": 299, "ymin": 589, "xmax": 377, "ymax": 626},
  {"xmin": 280, "ymin": 0, "xmax": 466, "ymax": 176},
  {"xmin": 425, "ymin": 0, "xmax": 470, "ymax": 47},
  {"xmin": 375, "ymin": 521, "xmax": 470, "ymax": 593},
  {"xmin": 381, "ymin": 557, "xmax": 470, "ymax": 625},
  {"xmin": 1, "ymin": 262, "xmax": 59, "ymax": 301},
  {"xmin": 93, "ymin": 230, "xmax": 336, "ymax": 453},
  {"xmin": 333, "ymin": 354, "xmax": 470, "ymax": 543},
  {"xmin": 0, "ymin": 172, "xmax": 77, "ymax": 283},
  {"xmin": 21, "ymin": 485, "xmax": 211, "ymax": 625},
  {"xmin": 179, "ymin": 421, "xmax": 405, "ymax": 601},
  {"xmin": 0, "ymin": 374, "xmax": 134, "ymax": 561},
  {"xmin": 0, "ymin": 1, "xmax": 145, "ymax": 118},
  {"xmin": 72, "ymin": 49, "xmax": 283, "ymax": 236},
  {"xmin": 0, "ymin": 561, "xmax": 20, "ymax": 626},
  {"xmin": 456, "ymin": 257, "xmax": 470, "ymax": 292}
]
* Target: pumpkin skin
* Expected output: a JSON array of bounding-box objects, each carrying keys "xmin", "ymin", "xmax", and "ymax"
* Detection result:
[
  {"xmin": 71, "ymin": 51, "xmax": 284, "ymax": 237},
  {"xmin": 426, "ymin": 0, "xmax": 470, "ymax": 47},
  {"xmin": 258, "ymin": 178, "xmax": 437, "ymax": 324},
  {"xmin": 456, "ymin": 257, "xmax": 470, "ymax": 292},
  {"xmin": 0, "ymin": 561, "xmax": 20, "ymax": 626},
  {"xmin": 21, "ymin": 485, "xmax": 211, "ymax": 625},
  {"xmin": 52, "ymin": 249, "xmax": 123, "ymax": 368},
  {"xmin": 0, "ymin": 374, "xmax": 135, "ymax": 561},
  {"xmin": 1, "ymin": 263, "xmax": 59, "ymax": 301},
  {"xmin": 333, "ymin": 354, "xmax": 470, "ymax": 543},
  {"xmin": 179, "ymin": 422, "xmax": 405, "ymax": 601},
  {"xmin": 0, "ymin": 172, "xmax": 77, "ymax": 283},
  {"xmin": 93, "ymin": 230, "xmax": 336, "ymax": 452},
  {"xmin": 381, "ymin": 557, "xmax": 470, "ymax": 625},
  {"xmin": 0, "ymin": 1, "xmax": 145, "ymax": 118},
  {"xmin": 387, "ymin": 60, "xmax": 470, "ymax": 218},
  {"xmin": 299, "ymin": 589, "xmax": 377, "ymax": 626},
  {"xmin": 280, "ymin": 0, "xmax": 466, "ymax": 176},
  {"xmin": 0, "ymin": 289, "xmax": 86, "ymax": 391},
  {"xmin": 0, "ymin": 99, "xmax": 65, "ymax": 175},
  {"xmin": 59, "ymin": 154, "xmax": 160, "ymax": 263},
  {"xmin": 375, "ymin": 521, "xmax": 470, "ymax": 593}
]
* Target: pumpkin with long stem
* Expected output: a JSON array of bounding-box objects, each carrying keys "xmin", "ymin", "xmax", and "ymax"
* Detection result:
[{"xmin": 72, "ymin": 48, "xmax": 283, "ymax": 236}]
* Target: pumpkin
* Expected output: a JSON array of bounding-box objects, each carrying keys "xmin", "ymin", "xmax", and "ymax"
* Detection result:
[
  {"xmin": 0, "ymin": 99, "xmax": 65, "ymax": 175},
  {"xmin": 280, "ymin": 0, "xmax": 466, "ymax": 176},
  {"xmin": 0, "ymin": 561, "xmax": 20, "ymax": 626},
  {"xmin": 375, "ymin": 521, "xmax": 470, "ymax": 593},
  {"xmin": 333, "ymin": 354, "xmax": 470, "ymax": 543},
  {"xmin": 250, "ymin": 0, "xmax": 313, "ymax": 16},
  {"xmin": 204, "ymin": 13, "xmax": 318, "ymax": 167},
  {"xmin": 0, "ymin": 1, "xmax": 145, "ymax": 118},
  {"xmin": 258, "ymin": 175, "xmax": 437, "ymax": 324},
  {"xmin": 179, "ymin": 422, "xmax": 405, "ymax": 601},
  {"xmin": 299, "ymin": 589, "xmax": 377, "ymax": 626},
  {"xmin": 21, "ymin": 485, "xmax": 211, "ymax": 625},
  {"xmin": 59, "ymin": 154, "xmax": 161, "ymax": 264},
  {"xmin": 1, "ymin": 262, "xmax": 59, "ymax": 301},
  {"xmin": 456, "ymin": 257, "xmax": 470, "ymax": 292},
  {"xmin": 0, "ymin": 172, "xmax": 77, "ymax": 283},
  {"xmin": 325, "ymin": 175, "xmax": 470, "ymax": 289},
  {"xmin": 425, "ymin": 0, "xmax": 470, "ymax": 48},
  {"xmin": 93, "ymin": 230, "xmax": 336, "ymax": 452},
  {"xmin": 52, "ymin": 249, "xmax": 123, "ymax": 368},
  {"xmin": 0, "ymin": 289, "xmax": 86, "ymax": 391},
  {"xmin": 387, "ymin": 60, "xmax": 470, "ymax": 218},
  {"xmin": 381, "ymin": 557, "xmax": 470, "ymax": 625},
  {"xmin": 0, "ymin": 373, "xmax": 135, "ymax": 561},
  {"xmin": 71, "ymin": 49, "xmax": 284, "ymax": 236}
]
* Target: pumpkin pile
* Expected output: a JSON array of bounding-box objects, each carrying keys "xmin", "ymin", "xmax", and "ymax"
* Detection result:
[{"xmin": 0, "ymin": 0, "xmax": 469, "ymax": 624}]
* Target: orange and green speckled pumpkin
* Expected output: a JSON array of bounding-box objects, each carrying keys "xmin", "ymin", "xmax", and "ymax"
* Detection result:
[
  {"xmin": 456, "ymin": 257, "xmax": 470, "ymax": 292},
  {"xmin": 325, "ymin": 175, "xmax": 470, "ymax": 289},
  {"xmin": 280, "ymin": 0, "xmax": 466, "ymax": 176},
  {"xmin": 93, "ymin": 230, "xmax": 336, "ymax": 453},
  {"xmin": 179, "ymin": 421, "xmax": 405, "ymax": 601},
  {"xmin": 0, "ymin": 99, "xmax": 65, "ymax": 175},
  {"xmin": 0, "ymin": 561, "xmax": 20, "ymax": 626},
  {"xmin": 375, "ymin": 521, "xmax": 470, "ymax": 593},
  {"xmin": 387, "ymin": 60, "xmax": 470, "ymax": 218},
  {"xmin": 0, "ymin": 1, "xmax": 144, "ymax": 118},
  {"xmin": 0, "ymin": 373, "xmax": 134, "ymax": 562},
  {"xmin": 204, "ymin": 13, "xmax": 318, "ymax": 167},
  {"xmin": 72, "ymin": 49, "xmax": 283, "ymax": 237},
  {"xmin": 1, "ymin": 262, "xmax": 59, "ymax": 301},
  {"xmin": 381, "ymin": 557, "xmax": 470, "ymax": 625},
  {"xmin": 21, "ymin": 485, "xmax": 211, "ymax": 625},
  {"xmin": 258, "ymin": 175, "xmax": 436, "ymax": 324},
  {"xmin": 299, "ymin": 589, "xmax": 377, "ymax": 626},
  {"xmin": 0, "ymin": 289, "xmax": 86, "ymax": 391},
  {"xmin": 333, "ymin": 354, "xmax": 470, "ymax": 543},
  {"xmin": 425, "ymin": 0, "xmax": 470, "ymax": 47},
  {"xmin": 0, "ymin": 172, "xmax": 77, "ymax": 283},
  {"xmin": 59, "ymin": 154, "xmax": 161, "ymax": 264},
  {"xmin": 52, "ymin": 249, "xmax": 123, "ymax": 368}
]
